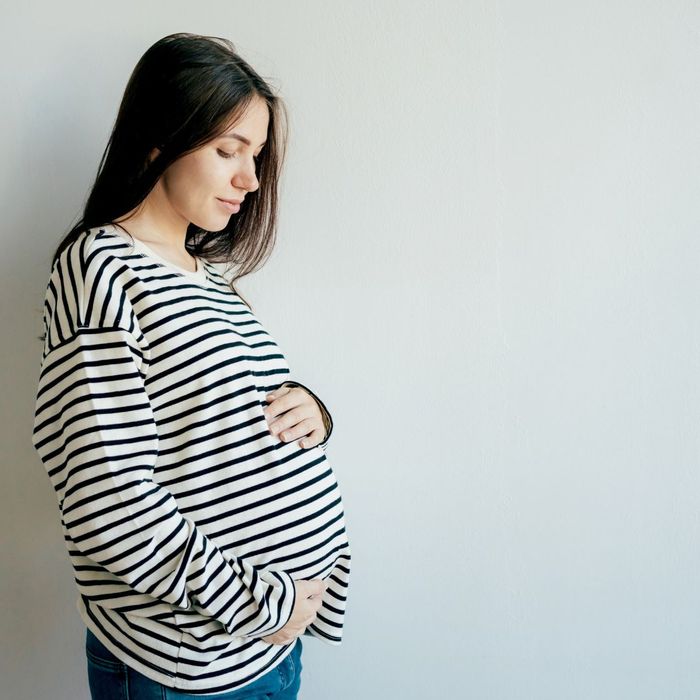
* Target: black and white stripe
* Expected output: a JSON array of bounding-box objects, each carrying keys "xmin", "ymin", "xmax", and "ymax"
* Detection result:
[{"xmin": 31, "ymin": 226, "xmax": 351, "ymax": 694}]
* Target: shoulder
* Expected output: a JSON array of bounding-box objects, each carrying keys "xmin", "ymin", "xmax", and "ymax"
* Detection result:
[
  {"xmin": 41, "ymin": 226, "xmax": 142, "ymax": 353},
  {"xmin": 49, "ymin": 225, "xmax": 134, "ymax": 289}
]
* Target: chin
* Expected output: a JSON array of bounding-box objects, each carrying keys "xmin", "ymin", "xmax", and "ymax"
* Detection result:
[
  {"xmin": 212, "ymin": 217, "xmax": 232, "ymax": 231},
  {"xmin": 191, "ymin": 215, "xmax": 231, "ymax": 232}
]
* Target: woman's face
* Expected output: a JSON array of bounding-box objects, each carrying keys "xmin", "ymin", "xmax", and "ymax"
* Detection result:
[{"xmin": 155, "ymin": 95, "xmax": 270, "ymax": 231}]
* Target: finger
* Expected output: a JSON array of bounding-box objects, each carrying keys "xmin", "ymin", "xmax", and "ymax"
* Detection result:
[
  {"xmin": 266, "ymin": 387, "xmax": 318, "ymax": 422},
  {"xmin": 267, "ymin": 408, "xmax": 303, "ymax": 436},
  {"xmin": 299, "ymin": 427, "xmax": 326, "ymax": 449},
  {"xmin": 264, "ymin": 395, "xmax": 309, "ymax": 427},
  {"xmin": 265, "ymin": 385, "xmax": 293, "ymax": 403},
  {"xmin": 262, "ymin": 386, "xmax": 295, "ymax": 421},
  {"xmin": 265, "ymin": 386, "xmax": 302, "ymax": 414},
  {"xmin": 273, "ymin": 416, "xmax": 315, "ymax": 443}
]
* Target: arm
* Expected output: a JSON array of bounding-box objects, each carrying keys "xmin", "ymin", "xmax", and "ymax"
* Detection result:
[
  {"xmin": 280, "ymin": 380, "xmax": 334, "ymax": 448},
  {"xmin": 32, "ymin": 326, "xmax": 295, "ymax": 639}
]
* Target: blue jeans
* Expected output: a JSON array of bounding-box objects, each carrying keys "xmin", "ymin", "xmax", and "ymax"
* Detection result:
[{"xmin": 85, "ymin": 627, "xmax": 303, "ymax": 699}]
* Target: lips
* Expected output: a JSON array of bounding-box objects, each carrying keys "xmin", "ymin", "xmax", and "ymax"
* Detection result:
[
  {"xmin": 217, "ymin": 198, "xmax": 242, "ymax": 214},
  {"xmin": 218, "ymin": 197, "xmax": 243, "ymax": 205}
]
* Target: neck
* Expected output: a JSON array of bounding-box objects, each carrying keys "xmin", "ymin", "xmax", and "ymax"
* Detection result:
[{"xmin": 114, "ymin": 180, "xmax": 190, "ymax": 252}]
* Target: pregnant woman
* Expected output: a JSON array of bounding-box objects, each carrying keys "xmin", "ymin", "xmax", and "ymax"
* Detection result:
[{"xmin": 31, "ymin": 32, "xmax": 351, "ymax": 699}]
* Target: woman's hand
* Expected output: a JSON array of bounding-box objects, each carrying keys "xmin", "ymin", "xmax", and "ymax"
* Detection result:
[
  {"xmin": 261, "ymin": 579, "xmax": 327, "ymax": 645},
  {"xmin": 264, "ymin": 384, "xmax": 328, "ymax": 449}
]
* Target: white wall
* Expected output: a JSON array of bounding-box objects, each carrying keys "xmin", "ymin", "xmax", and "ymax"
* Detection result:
[{"xmin": 3, "ymin": 1, "xmax": 699, "ymax": 698}]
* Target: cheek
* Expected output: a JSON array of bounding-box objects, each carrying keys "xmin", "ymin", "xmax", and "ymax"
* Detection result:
[
  {"xmin": 165, "ymin": 161, "xmax": 221, "ymax": 204},
  {"xmin": 194, "ymin": 158, "xmax": 231, "ymax": 194}
]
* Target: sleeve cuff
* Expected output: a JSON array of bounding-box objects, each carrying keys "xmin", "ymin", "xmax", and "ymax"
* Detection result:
[{"xmin": 239, "ymin": 569, "xmax": 297, "ymax": 639}]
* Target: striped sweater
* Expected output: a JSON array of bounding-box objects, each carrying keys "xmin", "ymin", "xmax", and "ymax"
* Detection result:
[{"xmin": 31, "ymin": 224, "xmax": 351, "ymax": 694}]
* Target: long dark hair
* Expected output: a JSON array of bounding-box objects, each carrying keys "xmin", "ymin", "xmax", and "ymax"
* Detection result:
[{"xmin": 50, "ymin": 32, "xmax": 288, "ymax": 307}]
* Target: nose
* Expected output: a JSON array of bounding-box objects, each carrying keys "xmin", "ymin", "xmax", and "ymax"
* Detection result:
[{"xmin": 232, "ymin": 159, "xmax": 259, "ymax": 193}]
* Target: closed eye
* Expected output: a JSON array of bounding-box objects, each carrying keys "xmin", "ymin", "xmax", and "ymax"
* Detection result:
[{"xmin": 217, "ymin": 149, "xmax": 261, "ymax": 163}]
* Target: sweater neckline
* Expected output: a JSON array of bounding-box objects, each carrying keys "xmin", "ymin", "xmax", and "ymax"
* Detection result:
[{"xmin": 99, "ymin": 224, "xmax": 212, "ymax": 286}]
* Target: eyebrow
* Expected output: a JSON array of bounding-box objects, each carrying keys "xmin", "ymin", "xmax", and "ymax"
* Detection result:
[{"xmin": 221, "ymin": 132, "xmax": 266, "ymax": 148}]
